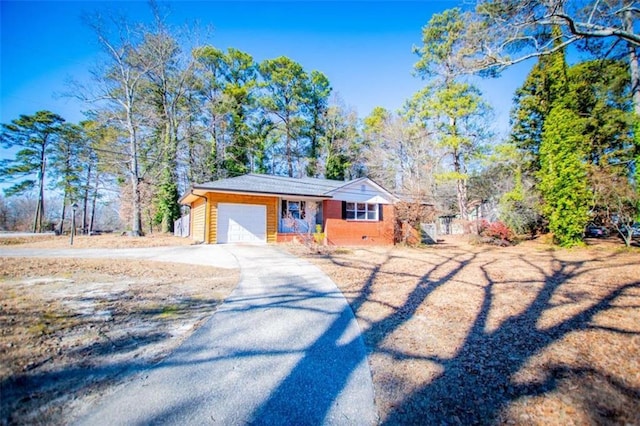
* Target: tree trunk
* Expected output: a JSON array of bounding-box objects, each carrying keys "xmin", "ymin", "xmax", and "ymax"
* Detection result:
[
  {"xmin": 131, "ymin": 174, "xmax": 142, "ymax": 236},
  {"xmin": 34, "ymin": 144, "xmax": 47, "ymax": 233},
  {"xmin": 285, "ymin": 109, "xmax": 294, "ymax": 177},
  {"xmin": 623, "ymin": 10, "xmax": 640, "ymax": 117},
  {"xmin": 450, "ymin": 116, "xmax": 468, "ymax": 221},
  {"xmin": 160, "ymin": 120, "xmax": 178, "ymax": 234},
  {"xmin": 286, "ymin": 130, "xmax": 293, "ymax": 177},
  {"xmin": 82, "ymin": 164, "xmax": 91, "ymax": 234},
  {"xmin": 33, "ymin": 199, "xmax": 41, "ymax": 233},
  {"xmin": 127, "ymin": 114, "xmax": 143, "ymax": 236},
  {"xmin": 89, "ymin": 172, "xmax": 99, "ymax": 235},
  {"xmin": 457, "ymin": 177, "xmax": 468, "ymax": 221},
  {"xmin": 58, "ymin": 193, "xmax": 67, "ymax": 235}
]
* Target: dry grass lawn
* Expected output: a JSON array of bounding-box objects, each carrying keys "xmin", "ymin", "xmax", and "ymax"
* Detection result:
[
  {"xmin": 294, "ymin": 236, "xmax": 640, "ymax": 425},
  {"xmin": 2, "ymin": 233, "xmax": 638, "ymax": 425},
  {"xmin": 0, "ymin": 232, "xmax": 192, "ymax": 249},
  {"xmin": 0, "ymin": 234, "xmax": 238, "ymax": 425}
]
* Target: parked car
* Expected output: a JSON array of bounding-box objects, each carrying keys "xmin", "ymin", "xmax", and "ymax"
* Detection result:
[
  {"xmin": 619, "ymin": 223, "xmax": 640, "ymax": 239},
  {"xmin": 585, "ymin": 224, "xmax": 609, "ymax": 238}
]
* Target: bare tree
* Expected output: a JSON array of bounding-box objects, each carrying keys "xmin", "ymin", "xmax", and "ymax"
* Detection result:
[
  {"xmin": 364, "ymin": 108, "xmax": 439, "ymax": 200},
  {"xmin": 76, "ymin": 13, "xmax": 160, "ymax": 236},
  {"xmin": 590, "ymin": 164, "xmax": 640, "ymax": 246},
  {"xmin": 460, "ymin": 1, "xmax": 639, "ymax": 115},
  {"xmin": 137, "ymin": 8, "xmax": 198, "ymax": 232}
]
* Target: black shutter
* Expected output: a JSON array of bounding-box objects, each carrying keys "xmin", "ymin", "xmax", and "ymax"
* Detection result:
[
  {"xmin": 342, "ymin": 201, "xmax": 347, "ymax": 219},
  {"xmin": 378, "ymin": 204, "xmax": 384, "ymax": 221},
  {"xmin": 281, "ymin": 200, "xmax": 287, "ymax": 218}
]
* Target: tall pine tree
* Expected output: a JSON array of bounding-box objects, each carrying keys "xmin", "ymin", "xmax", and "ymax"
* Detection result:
[
  {"xmin": 0, "ymin": 111, "xmax": 65, "ymax": 232},
  {"xmin": 510, "ymin": 27, "xmax": 568, "ymax": 172}
]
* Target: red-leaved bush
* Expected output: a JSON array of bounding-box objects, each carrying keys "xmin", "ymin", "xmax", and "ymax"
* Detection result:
[
  {"xmin": 474, "ymin": 219, "xmax": 490, "ymax": 235},
  {"xmin": 484, "ymin": 221, "xmax": 513, "ymax": 240},
  {"xmin": 474, "ymin": 220, "xmax": 515, "ymax": 246}
]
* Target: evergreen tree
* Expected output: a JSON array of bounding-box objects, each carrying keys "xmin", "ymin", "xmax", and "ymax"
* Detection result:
[
  {"xmin": 412, "ymin": 9, "xmax": 493, "ymax": 220},
  {"xmin": 566, "ymin": 60, "xmax": 633, "ymax": 167},
  {"xmin": 193, "ymin": 45, "xmax": 228, "ymax": 179},
  {"xmin": 222, "ymin": 48, "xmax": 258, "ymax": 176},
  {"xmin": 513, "ymin": 57, "xmax": 633, "ymax": 172},
  {"xmin": 77, "ymin": 120, "xmax": 109, "ymax": 235},
  {"xmin": 0, "ymin": 111, "xmax": 65, "ymax": 232},
  {"xmin": 539, "ymin": 105, "xmax": 590, "ymax": 247},
  {"xmin": 304, "ymin": 70, "xmax": 331, "ymax": 177},
  {"xmin": 511, "ymin": 44, "xmax": 636, "ymax": 242},
  {"xmin": 532, "ymin": 28, "xmax": 587, "ymax": 247},
  {"xmin": 322, "ymin": 102, "xmax": 360, "ymax": 181},
  {"xmin": 509, "ymin": 27, "xmax": 568, "ymax": 172},
  {"xmin": 49, "ymin": 123, "xmax": 84, "ymax": 234},
  {"xmin": 407, "ymin": 82, "xmax": 491, "ymax": 220},
  {"xmin": 258, "ymin": 56, "xmax": 309, "ymax": 177}
]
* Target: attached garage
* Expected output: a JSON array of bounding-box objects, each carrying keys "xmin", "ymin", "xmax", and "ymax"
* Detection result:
[{"xmin": 217, "ymin": 203, "xmax": 267, "ymax": 243}]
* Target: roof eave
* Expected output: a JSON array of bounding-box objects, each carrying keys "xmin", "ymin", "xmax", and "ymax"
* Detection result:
[
  {"xmin": 325, "ymin": 177, "xmax": 400, "ymax": 202},
  {"xmin": 186, "ymin": 186, "xmax": 333, "ymax": 200}
]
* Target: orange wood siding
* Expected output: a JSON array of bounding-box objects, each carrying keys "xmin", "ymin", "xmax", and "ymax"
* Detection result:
[
  {"xmin": 191, "ymin": 198, "xmax": 206, "ymax": 242},
  {"xmin": 207, "ymin": 193, "xmax": 278, "ymax": 243}
]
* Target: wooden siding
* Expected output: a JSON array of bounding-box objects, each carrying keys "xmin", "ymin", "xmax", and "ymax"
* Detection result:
[
  {"xmin": 207, "ymin": 193, "xmax": 278, "ymax": 243},
  {"xmin": 191, "ymin": 198, "xmax": 206, "ymax": 242}
]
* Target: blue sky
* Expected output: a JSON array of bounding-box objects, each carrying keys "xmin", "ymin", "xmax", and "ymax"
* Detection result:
[{"xmin": 1, "ymin": 0, "xmax": 530, "ymax": 135}]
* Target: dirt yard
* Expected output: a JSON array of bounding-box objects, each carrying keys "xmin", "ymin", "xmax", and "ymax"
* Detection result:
[
  {"xmin": 293, "ymin": 236, "xmax": 640, "ymax": 425},
  {"xmin": 0, "ymin": 234, "xmax": 238, "ymax": 425},
  {"xmin": 2, "ymin": 233, "xmax": 639, "ymax": 425},
  {"xmin": 0, "ymin": 232, "xmax": 194, "ymax": 249}
]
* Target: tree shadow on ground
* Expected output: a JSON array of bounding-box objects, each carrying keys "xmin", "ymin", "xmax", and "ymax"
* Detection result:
[
  {"xmin": 245, "ymin": 247, "xmax": 477, "ymax": 424},
  {"xmin": 327, "ymin": 245, "xmax": 640, "ymax": 425},
  {"xmin": 3, "ymin": 245, "xmax": 638, "ymax": 425}
]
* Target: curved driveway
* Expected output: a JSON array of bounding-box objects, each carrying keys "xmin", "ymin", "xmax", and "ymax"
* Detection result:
[{"xmin": 1, "ymin": 244, "xmax": 377, "ymax": 425}]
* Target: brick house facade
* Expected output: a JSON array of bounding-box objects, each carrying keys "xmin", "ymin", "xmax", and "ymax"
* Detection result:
[{"xmin": 179, "ymin": 174, "xmax": 397, "ymax": 246}]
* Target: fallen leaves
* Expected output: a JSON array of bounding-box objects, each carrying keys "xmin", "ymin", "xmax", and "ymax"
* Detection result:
[{"xmin": 296, "ymin": 237, "xmax": 640, "ymax": 424}]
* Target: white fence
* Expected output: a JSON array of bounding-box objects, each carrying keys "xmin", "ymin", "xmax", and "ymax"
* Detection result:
[{"xmin": 174, "ymin": 214, "xmax": 190, "ymax": 237}]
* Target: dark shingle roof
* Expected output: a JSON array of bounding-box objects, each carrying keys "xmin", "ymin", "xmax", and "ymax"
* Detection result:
[{"xmin": 193, "ymin": 173, "xmax": 347, "ymax": 197}]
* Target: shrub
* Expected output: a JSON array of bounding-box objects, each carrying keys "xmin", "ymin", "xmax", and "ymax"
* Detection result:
[
  {"xmin": 483, "ymin": 221, "xmax": 513, "ymax": 241},
  {"xmin": 473, "ymin": 219, "xmax": 490, "ymax": 235},
  {"xmin": 478, "ymin": 220, "xmax": 515, "ymax": 246}
]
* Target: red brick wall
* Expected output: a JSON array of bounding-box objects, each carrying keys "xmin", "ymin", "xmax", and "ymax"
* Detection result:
[{"xmin": 323, "ymin": 200, "xmax": 395, "ymax": 246}]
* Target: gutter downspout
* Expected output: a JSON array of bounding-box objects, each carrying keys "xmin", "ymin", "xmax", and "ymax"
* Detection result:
[{"xmin": 191, "ymin": 190, "xmax": 208, "ymax": 244}]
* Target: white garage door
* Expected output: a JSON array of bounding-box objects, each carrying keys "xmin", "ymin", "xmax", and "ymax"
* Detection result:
[{"xmin": 217, "ymin": 203, "xmax": 267, "ymax": 243}]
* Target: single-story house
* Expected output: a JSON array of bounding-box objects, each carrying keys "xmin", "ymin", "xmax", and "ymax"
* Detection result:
[{"xmin": 178, "ymin": 173, "xmax": 397, "ymax": 245}]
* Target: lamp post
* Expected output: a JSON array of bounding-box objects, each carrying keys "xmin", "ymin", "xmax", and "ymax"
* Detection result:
[{"xmin": 70, "ymin": 203, "xmax": 78, "ymax": 246}]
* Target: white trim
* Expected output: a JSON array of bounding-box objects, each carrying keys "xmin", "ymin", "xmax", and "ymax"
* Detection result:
[
  {"xmin": 345, "ymin": 202, "xmax": 379, "ymax": 221},
  {"xmin": 328, "ymin": 177, "xmax": 397, "ymax": 201},
  {"xmin": 329, "ymin": 180, "xmax": 395, "ymax": 204}
]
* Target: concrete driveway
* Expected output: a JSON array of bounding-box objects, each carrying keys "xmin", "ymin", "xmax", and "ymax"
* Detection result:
[
  {"xmin": 0, "ymin": 244, "xmax": 377, "ymax": 425},
  {"xmin": 0, "ymin": 244, "xmax": 238, "ymax": 269}
]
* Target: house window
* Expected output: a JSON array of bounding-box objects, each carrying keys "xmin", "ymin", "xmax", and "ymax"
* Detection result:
[
  {"xmin": 346, "ymin": 202, "xmax": 378, "ymax": 221},
  {"xmin": 282, "ymin": 200, "xmax": 305, "ymax": 219}
]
